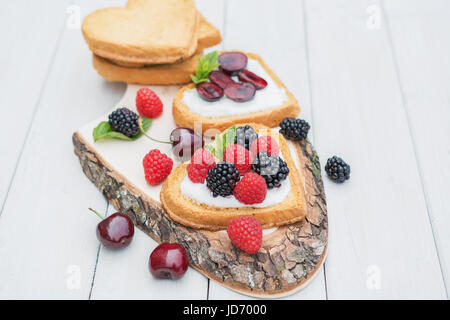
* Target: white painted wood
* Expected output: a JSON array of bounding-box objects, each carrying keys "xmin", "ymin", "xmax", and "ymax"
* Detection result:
[
  {"xmin": 0, "ymin": 0, "xmax": 126, "ymax": 299},
  {"xmin": 382, "ymin": 0, "xmax": 450, "ymax": 295},
  {"xmin": 208, "ymin": 0, "xmax": 327, "ymax": 300},
  {"xmin": 304, "ymin": 0, "xmax": 446, "ymax": 299},
  {"xmin": 1, "ymin": 0, "xmax": 448, "ymax": 300},
  {"xmin": 0, "ymin": 0, "xmax": 71, "ymax": 211}
]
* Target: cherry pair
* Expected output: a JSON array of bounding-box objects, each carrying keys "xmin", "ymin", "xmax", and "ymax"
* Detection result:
[{"xmin": 90, "ymin": 209, "xmax": 188, "ymax": 280}]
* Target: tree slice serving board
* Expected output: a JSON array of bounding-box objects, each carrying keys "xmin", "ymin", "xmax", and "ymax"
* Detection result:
[{"xmin": 72, "ymin": 84, "xmax": 328, "ymax": 298}]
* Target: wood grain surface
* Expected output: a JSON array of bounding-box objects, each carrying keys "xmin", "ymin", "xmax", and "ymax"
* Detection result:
[{"xmin": 0, "ymin": 0, "xmax": 448, "ymax": 299}]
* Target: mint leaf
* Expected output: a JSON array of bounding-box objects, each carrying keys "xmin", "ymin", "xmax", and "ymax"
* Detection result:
[
  {"xmin": 190, "ymin": 74, "xmax": 206, "ymax": 84},
  {"xmin": 92, "ymin": 117, "xmax": 152, "ymax": 142},
  {"xmin": 224, "ymin": 126, "xmax": 236, "ymax": 149},
  {"xmin": 92, "ymin": 121, "xmax": 133, "ymax": 141},
  {"xmin": 98, "ymin": 131, "xmax": 134, "ymax": 141},
  {"xmin": 93, "ymin": 121, "xmax": 112, "ymax": 142},
  {"xmin": 191, "ymin": 51, "xmax": 220, "ymax": 84},
  {"xmin": 205, "ymin": 126, "xmax": 237, "ymax": 161},
  {"xmin": 133, "ymin": 117, "xmax": 152, "ymax": 140},
  {"xmin": 204, "ymin": 145, "xmax": 216, "ymax": 157},
  {"xmin": 215, "ymin": 133, "xmax": 224, "ymax": 161}
]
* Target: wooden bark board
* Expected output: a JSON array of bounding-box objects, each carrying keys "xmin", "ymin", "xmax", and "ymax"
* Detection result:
[{"xmin": 72, "ymin": 86, "xmax": 328, "ymax": 298}]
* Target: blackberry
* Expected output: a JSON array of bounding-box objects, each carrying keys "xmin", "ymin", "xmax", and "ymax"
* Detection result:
[
  {"xmin": 252, "ymin": 152, "xmax": 289, "ymax": 189},
  {"xmin": 108, "ymin": 107, "xmax": 140, "ymax": 137},
  {"xmin": 206, "ymin": 162, "xmax": 241, "ymax": 197},
  {"xmin": 325, "ymin": 156, "xmax": 350, "ymax": 183},
  {"xmin": 234, "ymin": 125, "xmax": 258, "ymax": 150},
  {"xmin": 279, "ymin": 117, "xmax": 310, "ymax": 141}
]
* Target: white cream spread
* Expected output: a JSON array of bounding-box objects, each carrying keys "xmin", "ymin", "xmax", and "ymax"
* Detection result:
[
  {"xmin": 182, "ymin": 59, "xmax": 288, "ymax": 117},
  {"xmin": 180, "ymin": 175, "xmax": 291, "ymax": 208}
]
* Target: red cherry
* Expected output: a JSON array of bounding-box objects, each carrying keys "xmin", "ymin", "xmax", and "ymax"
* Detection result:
[
  {"xmin": 149, "ymin": 243, "xmax": 188, "ymax": 280},
  {"xmin": 209, "ymin": 71, "xmax": 234, "ymax": 89},
  {"xmin": 224, "ymin": 82, "xmax": 256, "ymax": 102},
  {"xmin": 170, "ymin": 127, "xmax": 204, "ymax": 162},
  {"xmin": 219, "ymin": 52, "xmax": 248, "ymax": 76},
  {"xmin": 238, "ymin": 69, "xmax": 268, "ymax": 90},
  {"xmin": 196, "ymin": 82, "xmax": 223, "ymax": 102},
  {"xmin": 139, "ymin": 125, "xmax": 204, "ymax": 162},
  {"xmin": 90, "ymin": 209, "xmax": 134, "ymax": 250}
]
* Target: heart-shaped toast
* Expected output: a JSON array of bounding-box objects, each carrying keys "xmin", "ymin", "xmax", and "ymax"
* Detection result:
[
  {"xmin": 82, "ymin": 0, "xmax": 199, "ymax": 65},
  {"xmin": 126, "ymin": 0, "xmax": 221, "ymax": 51},
  {"xmin": 160, "ymin": 123, "xmax": 307, "ymax": 231},
  {"xmin": 103, "ymin": 13, "xmax": 221, "ymax": 68}
]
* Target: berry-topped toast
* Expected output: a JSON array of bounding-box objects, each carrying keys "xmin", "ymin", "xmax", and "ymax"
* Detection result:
[
  {"xmin": 160, "ymin": 123, "xmax": 307, "ymax": 231},
  {"xmin": 172, "ymin": 52, "xmax": 300, "ymax": 136}
]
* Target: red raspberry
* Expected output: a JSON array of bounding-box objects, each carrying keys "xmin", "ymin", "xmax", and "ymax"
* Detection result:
[
  {"xmin": 223, "ymin": 144, "xmax": 251, "ymax": 175},
  {"xmin": 250, "ymin": 136, "xmax": 280, "ymax": 159},
  {"xmin": 143, "ymin": 149, "xmax": 173, "ymax": 185},
  {"xmin": 187, "ymin": 149, "xmax": 216, "ymax": 183},
  {"xmin": 136, "ymin": 88, "xmax": 163, "ymax": 118},
  {"xmin": 227, "ymin": 216, "xmax": 263, "ymax": 254},
  {"xmin": 233, "ymin": 172, "xmax": 267, "ymax": 205}
]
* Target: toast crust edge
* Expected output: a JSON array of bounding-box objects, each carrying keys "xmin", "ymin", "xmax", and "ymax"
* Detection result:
[{"xmin": 92, "ymin": 53, "xmax": 201, "ymax": 85}]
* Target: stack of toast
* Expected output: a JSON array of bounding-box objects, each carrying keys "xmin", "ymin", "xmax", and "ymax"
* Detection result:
[{"xmin": 82, "ymin": 0, "xmax": 221, "ymax": 85}]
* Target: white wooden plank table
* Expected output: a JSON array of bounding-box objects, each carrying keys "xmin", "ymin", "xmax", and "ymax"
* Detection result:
[{"xmin": 0, "ymin": 0, "xmax": 449, "ymax": 299}]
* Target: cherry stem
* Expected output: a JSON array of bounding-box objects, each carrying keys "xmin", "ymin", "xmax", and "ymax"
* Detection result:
[
  {"xmin": 89, "ymin": 208, "xmax": 105, "ymax": 220},
  {"xmin": 138, "ymin": 118, "xmax": 172, "ymax": 145}
]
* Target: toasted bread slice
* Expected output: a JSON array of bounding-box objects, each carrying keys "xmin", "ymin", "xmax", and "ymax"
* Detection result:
[
  {"xmin": 82, "ymin": 0, "xmax": 199, "ymax": 65},
  {"xmin": 125, "ymin": 1, "xmax": 221, "ymax": 52},
  {"xmin": 172, "ymin": 52, "xmax": 300, "ymax": 136},
  {"xmin": 92, "ymin": 51, "xmax": 202, "ymax": 85},
  {"xmin": 196, "ymin": 13, "xmax": 222, "ymax": 50},
  {"xmin": 160, "ymin": 123, "xmax": 307, "ymax": 231},
  {"xmin": 107, "ymin": 13, "xmax": 221, "ymax": 68}
]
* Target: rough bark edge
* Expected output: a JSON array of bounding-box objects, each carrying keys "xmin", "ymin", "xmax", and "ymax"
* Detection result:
[{"xmin": 72, "ymin": 132, "xmax": 328, "ymax": 298}]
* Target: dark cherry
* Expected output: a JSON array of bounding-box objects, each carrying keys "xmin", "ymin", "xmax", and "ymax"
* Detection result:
[
  {"xmin": 238, "ymin": 69, "xmax": 268, "ymax": 90},
  {"xmin": 224, "ymin": 82, "xmax": 256, "ymax": 102},
  {"xmin": 90, "ymin": 209, "xmax": 134, "ymax": 250},
  {"xmin": 209, "ymin": 70, "xmax": 234, "ymax": 89},
  {"xmin": 219, "ymin": 52, "xmax": 248, "ymax": 76},
  {"xmin": 149, "ymin": 243, "xmax": 188, "ymax": 280},
  {"xmin": 170, "ymin": 127, "xmax": 204, "ymax": 162},
  {"xmin": 196, "ymin": 82, "xmax": 223, "ymax": 102},
  {"xmin": 140, "ymin": 124, "xmax": 204, "ymax": 162}
]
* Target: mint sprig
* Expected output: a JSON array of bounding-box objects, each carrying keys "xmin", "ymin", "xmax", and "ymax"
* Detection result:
[
  {"xmin": 204, "ymin": 126, "xmax": 236, "ymax": 160},
  {"xmin": 190, "ymin": 51, "xmax": 220, "ymax": 84},
  {"xmin": 92, "ymin": 117, "xmax": 152, "ymax": 142},
  {"xmin": 204, "ymin": 144, "xmax": 216, "ymax": 156}
]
